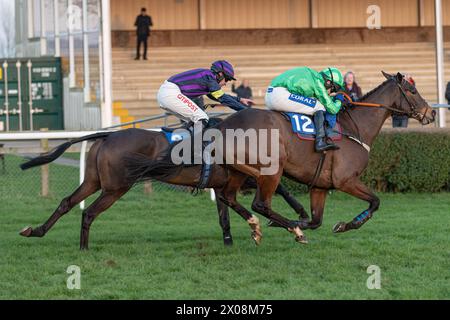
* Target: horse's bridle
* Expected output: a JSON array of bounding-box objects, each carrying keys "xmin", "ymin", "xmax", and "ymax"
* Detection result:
[
  {"xmin": 393, "ymin": 80, "xmax": 426, "ymax": 122},
  {"xmin": 337, "ymin": 77, "xmax": 424, "ymax": 153},
  {"xmin": 340, "ymin": 77, "xmax": 423, "ymax": 121}
]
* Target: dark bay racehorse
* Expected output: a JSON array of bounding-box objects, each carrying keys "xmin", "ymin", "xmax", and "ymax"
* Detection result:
[
  {"xmin": 127, "ymin": 72, "xmax": 436, "ymax": 243},
  {"xmin": 19, "ymin": 125, "xmax": 307, "ymax": 250}
]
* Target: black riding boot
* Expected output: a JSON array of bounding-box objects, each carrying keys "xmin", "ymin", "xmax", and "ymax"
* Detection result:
[{"xmin": 314, "ymin": 111, "xmax": 339, "ymax": 152}]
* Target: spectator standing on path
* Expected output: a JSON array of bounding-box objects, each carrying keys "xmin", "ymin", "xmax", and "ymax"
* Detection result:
[
  {"xmin": 232, "ymin": 79, "xmax": 253, "ymax": 101},
  {"xmin": 134, "ymin": 8, "xmax": 153, "ymax": 61},
  {"xmin": 344, "ymin": 71, "xmax": 363, "ymax": 101},
  {"xmin": 445, "ymin": 81, "xmax": 450, "ymax": 110},
  {"xmin": 392, "ymin": 73, "xmax": 416, "ymax": 128}
]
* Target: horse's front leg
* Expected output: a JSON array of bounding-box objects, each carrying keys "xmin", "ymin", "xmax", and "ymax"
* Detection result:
[
  {"xmin": 333, "ymin": 179, "xmax": 380, "ymax": 233},
  {"xmin": 275, "ymin": 183, "xmax": 310, "ymax": 222}
]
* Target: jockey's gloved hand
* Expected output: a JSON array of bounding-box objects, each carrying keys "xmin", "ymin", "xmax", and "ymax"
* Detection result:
[{"xmin": 334, "ymin": 93, "xmax": 350, "ymax": 107}]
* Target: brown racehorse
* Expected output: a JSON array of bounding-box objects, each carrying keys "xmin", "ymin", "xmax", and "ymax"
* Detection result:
[
  {"xmin": 127, "ymin": 72, "xmax": 436, "ymax": 243},
  {"xmin": 18, "ymin": 125, "xmax": 308, "ymax": 250}
]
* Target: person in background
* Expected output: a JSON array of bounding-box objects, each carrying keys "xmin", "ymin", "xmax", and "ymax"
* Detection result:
[
  {"xmin": 344, "ymin": 71, "xmax": 363, "ymax": 101},
  {"xmin": 392, "ymin": 73, "xmax": 415, "ymax": 128},
  {"xmin": 232, "ymin": 79, "xmax": 253, "ymax": 101},
  {"xmin": 445, "ymin": 81, "xmax": 450, "ymax": 110},
  {"xmin": 134, "ymin": 8, "xmax": 153, "ymax": 60}
]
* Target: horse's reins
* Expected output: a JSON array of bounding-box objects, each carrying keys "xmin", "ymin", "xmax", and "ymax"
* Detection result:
[
  {"xmin": 338, "ymin": 78, "xmax": 420, "ymax": 118},
  {"xmin": 309, "ymin": 77, "xmax": 419, "ymax": 189}
]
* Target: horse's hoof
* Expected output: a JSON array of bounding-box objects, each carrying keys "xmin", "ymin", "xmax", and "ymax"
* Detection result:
[
  {"xmin": 224, "ymin": 237, "xmax": 233, "ymax": 247},
  {"xmin": 333, "ymin": 222, "xmax": 347, "ymax": 233},
  {"xmin": 295, "ymin": 235, "xmax": 309, "ymax": 244},
  {"xmin": 19, "ymin": 226, "xmax": 33, "ymax": 237},
  {"xmin": 251, "ymin": 231, "xmax": 262, "ymax": 246}
]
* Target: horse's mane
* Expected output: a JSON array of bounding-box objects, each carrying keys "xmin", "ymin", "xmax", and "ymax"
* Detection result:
[{"xmin": 358, "ymin": 78, "xmax": 391, "ymax": 101}]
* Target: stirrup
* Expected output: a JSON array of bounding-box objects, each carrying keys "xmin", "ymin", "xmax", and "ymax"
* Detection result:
[{"xmin": 315, "ymin": 140, "xmax": 339, "ymax": 152}]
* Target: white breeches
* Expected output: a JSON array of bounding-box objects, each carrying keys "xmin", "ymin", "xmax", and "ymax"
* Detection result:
[
  {"xmin": 157, "ymin": 81, "xmax": 209, "ymax": 123},
  {"xmin": 265, "ymin": 87, "xmax": 326, "ymax": 115}
]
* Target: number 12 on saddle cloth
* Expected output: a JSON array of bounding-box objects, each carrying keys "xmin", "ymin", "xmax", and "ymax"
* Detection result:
[{"xmin": 285, "ymin": 112, "xmax": 342, "ymax": 141}]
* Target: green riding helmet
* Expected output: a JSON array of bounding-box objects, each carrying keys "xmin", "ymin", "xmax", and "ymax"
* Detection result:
[{"xmin": 320, "ymin": 67, "xmax": 344, "ymax": 92}]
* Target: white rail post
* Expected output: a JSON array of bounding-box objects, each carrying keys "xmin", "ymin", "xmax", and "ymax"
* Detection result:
[
  {"xmin": 27, "ymin": 60, "xmax": 34, "ymax": 131},
  {"xmin": 40, "ymin": 0, "xmax": 47, "ymax": 56},
  {"xmin": 16, "ymin": 61, "xmax": 23, "ymax": 131},
  {"xmin": 68, "ymin": 0, "xmax": 76, "ymax": 88},
  {"xmin": 435, "ymin": 0, "xmax": 446, "ymax": 128},
  {"xmin": 100, "ymin": 0, "xmax": 113, "ymax": 128},
  {"xmin": 82, "ymin": 0, "xmax": 91, "ymax": 103},
  {"xmin": 2, "ymin": 61, "xmax": 9, "ymax": 131},
  {"xmin": 54, "ymin": 0, "xmax": 61, "ymax": 57}
]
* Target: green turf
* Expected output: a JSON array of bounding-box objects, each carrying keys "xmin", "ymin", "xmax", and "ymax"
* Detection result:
[
  {"xmin": 0, "ymin": 155, "xmax": 449, "ymax": 300},
  {"xmin": 61, "ymin": 153, "xmax": 81, "ymax": 161}
]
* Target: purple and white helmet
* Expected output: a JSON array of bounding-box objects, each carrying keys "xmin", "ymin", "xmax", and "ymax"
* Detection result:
[{"xmin": 211, "ymin": 60, "xmax": 236, "ymax": 81}]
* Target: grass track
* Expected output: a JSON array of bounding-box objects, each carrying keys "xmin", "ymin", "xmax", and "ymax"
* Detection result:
[{"xmin": 0, "ymin": 155, "xmax": 449, "ymax": 300}]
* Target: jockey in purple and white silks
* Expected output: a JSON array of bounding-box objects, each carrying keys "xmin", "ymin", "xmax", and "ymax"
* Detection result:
[{"xmin": 157, "ymin": 60, "xmax": 254, "ymax": 130}]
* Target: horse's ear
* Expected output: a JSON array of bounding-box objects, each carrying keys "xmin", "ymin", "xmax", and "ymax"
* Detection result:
[
  {"xmin": 396, "ymin": 72, "xmax": 404, "ymax": 83},
  {"xmin": 381, "ymin": 71, "xmax": 392, "ymax": 80}
]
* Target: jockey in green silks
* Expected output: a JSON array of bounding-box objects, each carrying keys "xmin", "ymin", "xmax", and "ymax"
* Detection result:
[{"xmin": 266, "ymin": 67, "xmax": 346, "ymax": 152}]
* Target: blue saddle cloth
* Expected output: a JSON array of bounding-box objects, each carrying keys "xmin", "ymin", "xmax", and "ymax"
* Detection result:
[{"xmin": 284, "ymin": 112, "xmax": 342, "ymax": 141}]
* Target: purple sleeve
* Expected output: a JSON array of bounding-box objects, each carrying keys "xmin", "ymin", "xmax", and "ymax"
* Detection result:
[{"xmin": 202, "ymin": 75, "xmax": 222, "ymax": 93}]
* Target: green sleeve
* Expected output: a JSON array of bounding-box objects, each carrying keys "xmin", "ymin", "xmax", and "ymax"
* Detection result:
[{"xmin": 314, "ymin": 78, "xmax": 342, "ymax": 115}]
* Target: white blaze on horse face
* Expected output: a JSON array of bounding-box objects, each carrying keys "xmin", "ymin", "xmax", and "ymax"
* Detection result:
[{"xmin": 259, "ymin": 129, "xmax": 280, "ymax": 176}]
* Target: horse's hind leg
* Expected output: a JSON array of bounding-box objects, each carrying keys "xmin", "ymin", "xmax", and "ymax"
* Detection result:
[
  {"xmin": 251, "ymin": 173, "xmax": 307, "ymax": 244},
  {"xmin": 333, "ymin": 178, "xmax": 380, "ymax": 233},
  {"xmin": 20, "ymin": 179, "xmax": 100, "ymax": 238},
  {"xmin": 80, "ymin": 188, "xmax": 129, "ymax": 250},
  {"xmin": 20, "ymin": 140, "xmax": 103, "ymax": 238},
  {"xmin": 275, "ymin": 184, "xmax": 309, "ymax": 221},
  {"xmin": 217, "ymin": 173, "xmax": 263, "ymax": 245},
  {"xmin": 214, "ymin": 194, "xmax": 233, "ymax": 246}
]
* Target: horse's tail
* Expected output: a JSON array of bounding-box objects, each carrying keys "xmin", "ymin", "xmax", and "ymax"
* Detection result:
[
  {"xmin": 124, "ymin": 152, "xmax": 184, "ymax": 185},
  {"xmin": 20, "ymin": 132, "xmax": 112, "ymax": 170}
]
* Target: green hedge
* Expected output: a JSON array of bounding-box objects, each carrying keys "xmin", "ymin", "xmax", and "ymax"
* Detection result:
[{"xmin": 281, "ymin": 131, "xmax": 450, "ymax": 193}]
